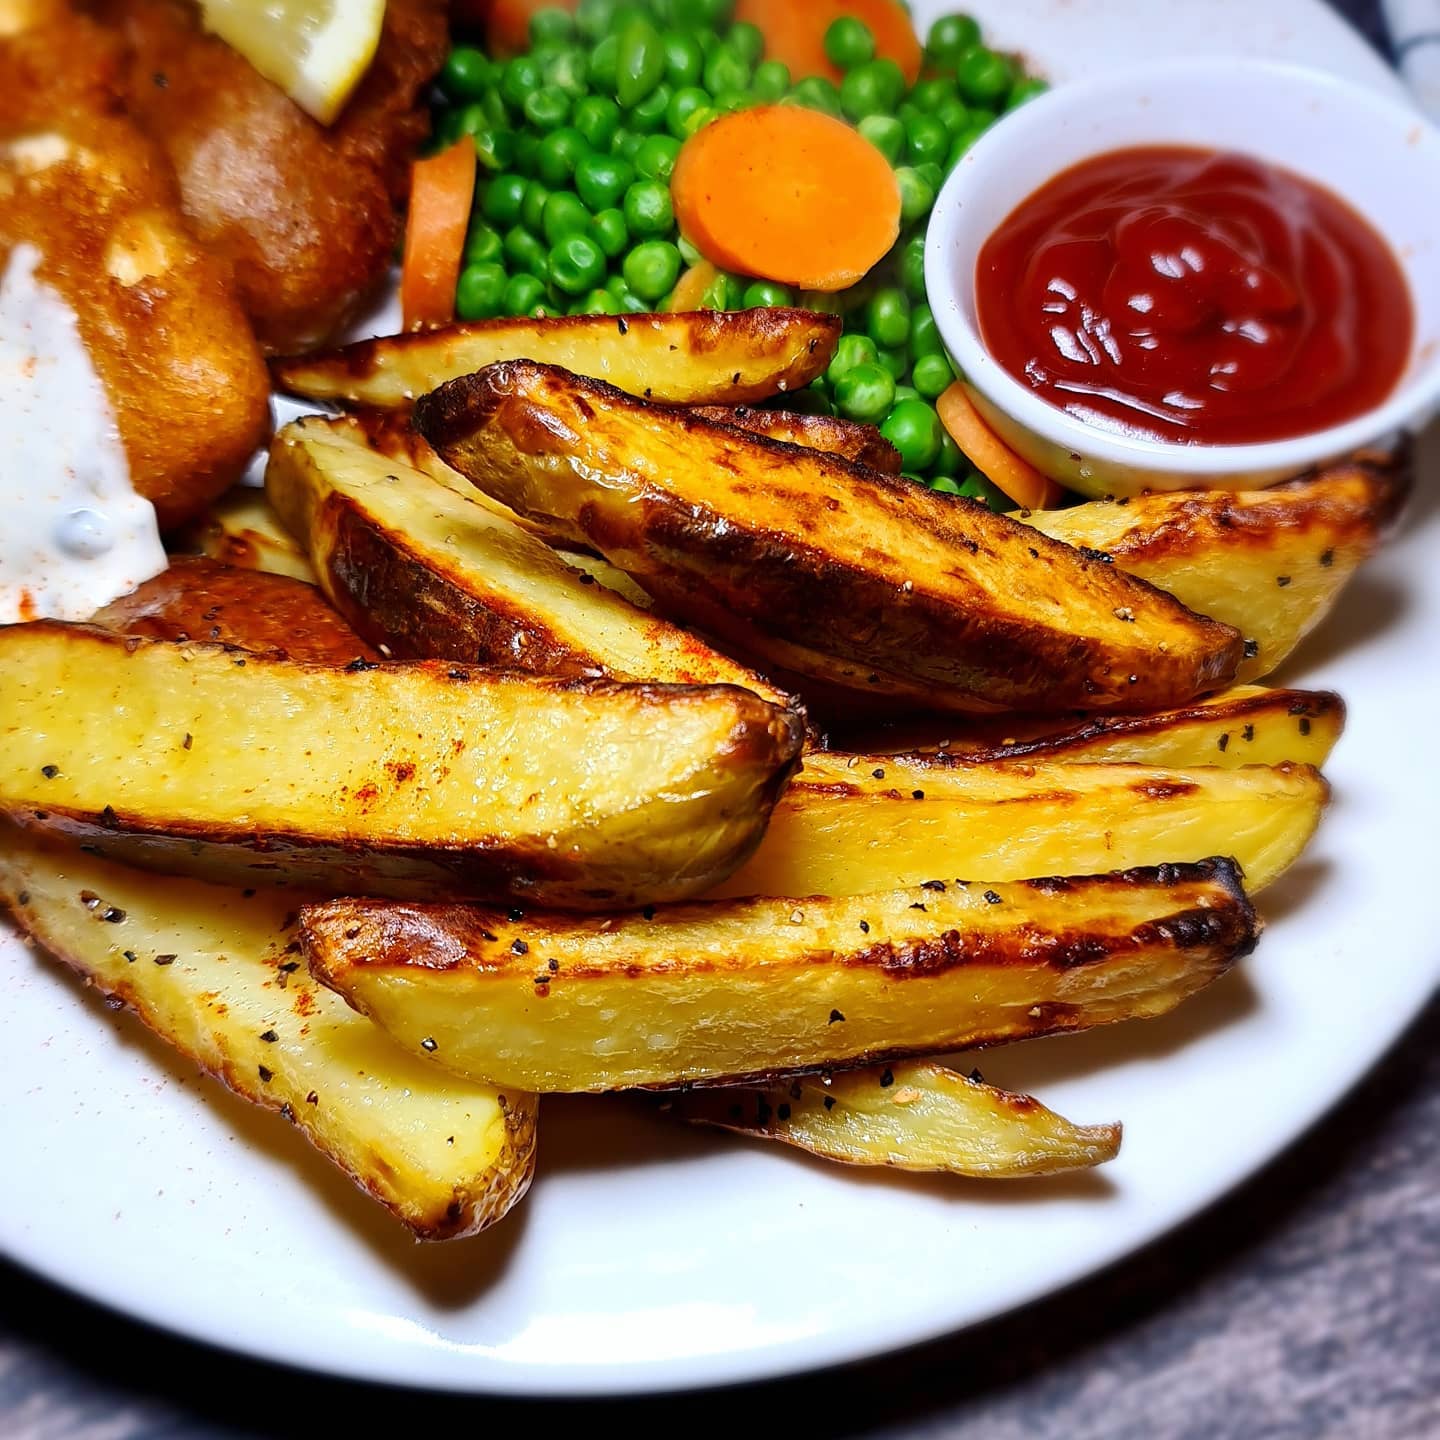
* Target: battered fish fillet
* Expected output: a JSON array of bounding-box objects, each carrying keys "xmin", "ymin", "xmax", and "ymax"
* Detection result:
[
  {"xmin": 0, "ymin": 4, "xmax": 271, "ymax": 529},
  {"xmin": 95, "ymin": 0, "xmax": 449, "ymax": 351}
]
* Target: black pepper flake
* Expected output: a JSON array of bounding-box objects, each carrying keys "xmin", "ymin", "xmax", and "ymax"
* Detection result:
[
  {"xmin": 871, "ymin": 767, "xmax": 886, "ymax": 779},
  {"xmin": 507, "ymin": 907, "xmax": 525, "ymax": 922},
  {"xmin": 99, "ymin": 805, "xmax": 118, "ymax": 828},
  {"xmin": 1027, "ymin": 547, "xmax": 1039, "ymax": 559},
  {"xmin": 823, "ymin": 1095, "xmax": 836, "ymax": 1110},
  {"xmin": 260, "ymin": 1029, "xmax": 278, "ymax": 1043},
  {"xmin": 343, "ymin": 926, "xmax": 361, "ymax": 940},
  {"xmin": 829, "ymin": 1009, "xmax": 845, "ymax": 1024},
  {"xmin": 644, "ymin": 386, "xmax": 653, "ymax": 398},
  {"xmin": 306, "ymin": 1090, "xmax": 319, "ymax": 1105},
  {"xmin": 154, "ymin": 953, "xmax": 176, "ymax": 966},
  {"xmin": 1320, "ymin": 548, "xmax": 1335, "ymax": 568},
  {"xmin": 1276, "ymin": 575, "xmax": 1292, "ymax": 588},
  {"xmin": 912, "ymin": 789, "xmax": 925, "ymax": 800},
  {"xmin": 578, "ymin": 572, "xmax": 595, "ymax": 585},
  {"xmin": 16, "ymin": 891, "xmax": 29, "ymax": 906},
  {"xmin": 40, "ymin": 764, "xmax": 59, "ymax": 779},
  {"xmin": 510, "ymin": 938, "xmax": 529, "ymax": 955},
  {"xmin": 858, "ymin": 920, "xmax": 870, "ymax": 934},
  {"xmin": 183, "ymin": 733, "xmax": 193, "ymax": 750},
  {"xmin": 1079, "ymin": 546, "xmax": 1113, "ymax": 564},
  {"xmin": 101, "ymin": 906, "xmax": 126, "ymax": 923},
  {"xmin": 617, "ymin": 316, "xmax": 629, "ymax": 335},
  {"xmin": 446, "ymin": 1135, "xmax": 455, "ymax": 1145},
  {"xmin": 547, "ymin": 957, "xmax": 559, "ymax": 972},
  {"xmin": 1243, "ymin": 639, "xmax": 1260, "ymax": 659},
  {"xmin": 879, "ymin": 1068, "xmax": 894, "ymax": 1087},
  {"xmin": 983, "ymin": 889, "xmax": 1002, "ymax": 905},
  {"xmin": 1299, "ymin": 717, "xmax": 1311, "ymax": 736},
  {"xmin": 123, "ymin": 949, "xmax": 137, "ymax": 963},
  {"xmin": 242, "ymin": 888, "xmax": 256, "ymax": 898},
  {"xmin": 258, "ymin": 1065, "xmax": 273, "ymax": 1083},
  {"xmin": 642, "ymin": 905, "xmax": 656, "ymax": 921},
  {"xmin": 968, "ymin": 1067, "xmax": 985, "ymax": 1084},
  {"xmin": 732, "ymin": 371, "xmax": 741, "ymax": 384},
  {"xmin": 233, "ymin": 657, "xmax": 246, "ymax": 667},
  {"xmin": 1217, "ymin": 732, "xmax": 1230, "ymax": 753},
  {"xmin": 1242, "ymin": 724, "xmax": 1255, "ymax": 742},
  {"xmin": 421, "ymin": 1036, "xmax": 438, "ymax": 1052},
  {"xmin": 777, "ymin": 1103, "xmax": 791, "ymax": 1121},
  {"xmin": 344, "ymin": 656, "xmax": 379, "ymax": 672},
  {"xmin": 756, "ymin": 1097, "xmax": 772, "ymax": 1124},
  {"xmin": 922, "ymin": 880, "xmax": 946, "ymax": 892},
  {"xmin": 278, "ymin": 960, "xmax": 299, "ymax": 973},
  {"xmin": 909, "ymin": 902, "xmax": 927, "ymax": 912},
  {"xmin": 279, "ymin": 1102, "xmax": 296, "ymax": 1122},
  {"xmin": 81, "ymin": 892, "xmax": 100, "ymax": 910},
  {"xmin": 152, "ymin": 70, "xmax": 168, "ymax": 87}
]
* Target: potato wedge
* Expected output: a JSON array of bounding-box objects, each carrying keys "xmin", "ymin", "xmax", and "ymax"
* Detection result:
[
  {"xmin": 266, "ymin": 417, "xmax": 794, "ymax": 705},
  {"xmin": 914, "ymin": 686, "xmax": 1345, "ymax": 769},
  {"xmin": 713, "ymin": 758, "xmax": 1325, "ymax": 899},
  {"xmin": 0, "ymin": 624, "xmax": 804, "ymax": 907},
  {"xmin": 0, "ymin": 821, "xmax": 536, "ymax": 1239},
  {"xmin": 416, "ymin": 363, "xmax": 1243, "ymax": 715},
  {"xmin": 270, "ymin": 308, "xmax": 840, "ymax": 409},
  {"xmin": 1021, "ymin": 459, "xmax": 1405, "ymax": 681},
  {"xmin": 174, "ymin": 487, "xmax": 318, "ymax": 584},
  {"xmin": 675, "ymin": 1062, "xmax": 1121, "ymax": 1177},
  {"xmin": 302, "ymin": 858, "xmax": 1258, "ymax": 1091},
  {"xmin": 690, "ymin": 406, "xmax": 902, "ymax": 472}
]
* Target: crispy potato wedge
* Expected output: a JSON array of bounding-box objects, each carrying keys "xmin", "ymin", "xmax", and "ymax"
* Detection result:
[
  {"xmin": 675, "ymin": 1062, "xmax": 1121, "ymax": 1177},
  {"xmin": 271, "ymin": 308, "xmax": 840, "ymax": 409},
  {"xmin": 266, "ymin": 418, "xmax": 794, "ymax": 705},
  {"xmin": 690, "ymin": 405, "xmax": 902, "ymax": 472},
  {"xmin": 1021, "ymin": 459, "xmax": 1405, "ymax": 681},
  {"xmin": 0, "ymin": 624, "xmax": 804, "ymax": 906},
  {"xmin": 174, "ymin": 487, "xmax": 319, "ymax": 584},
  {"xmin": 417, "ymin": 362, "xmax": 1243, "ymax": 715},
  {"xmin": 713, "ymin": 758, "xmax": 1325, "ymax": 899},
  {"xmin": 909, "ymin": 686, "xmax": 1345, "ymax": 769},
  {"xmin": 302, "ymin": 859, "xmax": 1258, "ymax": 1091},
  {"xmin": 0, "ymin": 821, "xmax": 535, "ymax": 1239}
]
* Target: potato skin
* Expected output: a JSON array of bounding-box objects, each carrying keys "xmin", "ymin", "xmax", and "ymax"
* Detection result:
[{"xmin": 690, "ymin": 405, "xmax": 903, "ymax": 473}]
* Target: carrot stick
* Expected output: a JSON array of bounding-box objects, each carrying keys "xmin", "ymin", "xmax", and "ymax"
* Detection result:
[
  {"xmin": 671, "ymin": 106, "xmax": 900, "ymax": 292},
  {"xmin": 487, "ymin": 0, "xmax": 578, "ymax": 57},
  {"xmin": 400, "ymin": 138, "xmax": 477, "ymax": 333},
  {"xmin": 937, "ymin": 382, "xmax": 1066, "ymax": 510},
  {"xmin": 735, "ymin": 0, "xmax": 922, "ymax": 86}
]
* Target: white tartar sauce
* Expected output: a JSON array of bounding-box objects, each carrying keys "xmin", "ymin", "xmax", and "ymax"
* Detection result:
[{"xmin": 0, "ymin": 243, "xmax": 166, "ymax": 623}]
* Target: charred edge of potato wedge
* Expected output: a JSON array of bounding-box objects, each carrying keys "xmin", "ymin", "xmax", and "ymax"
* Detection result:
[
  {"xmin": 0, "ymin": 623, "xmax": 805, "ymax": 908},
  {"xmin": 689, "ymin": 406, "xmax": 903, "ymax": 473},
  {"xmin": 415, "ymin": 360, "xmax": 1244, "ymax": 716},
  {"xmin": 0, "ymin": 820, "xmax": 537, "ymax": 1239},
  {"xmin": 300, "ymin": 859, "xmax": 1259, "ymax": 1092},
  {"xmin": 269, "ymin": 308, "xmax": 842, "ymax": 409},
  {"xmin": 673, "ymin": 1061, "xmax": 1122, "ymax": 1177},
  {"xmin": 171, "ymin": 486, "xmax": 320, "ymax": 585}
]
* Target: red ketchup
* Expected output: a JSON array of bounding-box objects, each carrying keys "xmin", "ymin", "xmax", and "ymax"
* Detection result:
[{"xmin": 975, "ymin": 146, "xmax": 1413, "ymax": 445}]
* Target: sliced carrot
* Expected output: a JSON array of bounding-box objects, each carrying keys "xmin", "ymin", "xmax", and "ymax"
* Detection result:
[
  {"xmin": 665, "ymin": 260, "xmax": 721, "ymax": 313},
  {"xmin": 487, "ymin": 0, "xmax": 578, "ymax": 58},
  {"xmin": 735, "ymin": 0, "xmax": 922, "ymax": 86},
  {"xmin": 400, "ymin": 138, "xmax": 477, "ymax": 333},
  {"xmin": 937, "ymin": 382, "xmax": 1066, "ymax": 511},
  {"xmin": 671, "ymin": 106, "xmax": 900, "ymax": 292}
]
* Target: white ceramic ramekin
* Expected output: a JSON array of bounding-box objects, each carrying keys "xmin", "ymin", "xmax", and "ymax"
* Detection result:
[{"xmin": 924, "ymin": 59, "xmax": 1440, "ymax": 495}]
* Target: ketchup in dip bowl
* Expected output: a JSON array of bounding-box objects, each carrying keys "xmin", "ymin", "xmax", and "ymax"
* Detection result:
[{"xmin": 975, "ymin": 147, "xmax": 1414, "ymax": 447}]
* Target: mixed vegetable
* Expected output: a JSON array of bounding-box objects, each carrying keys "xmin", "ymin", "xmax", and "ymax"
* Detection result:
[{"xmin": 427, "ymin": 0, "xmax": 1049, "ymax": 505}]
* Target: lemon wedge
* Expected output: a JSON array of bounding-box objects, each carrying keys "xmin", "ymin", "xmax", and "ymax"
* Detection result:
[{"xmin": 198, "ymin": 0, "xmax": 386, "ymax": 125}]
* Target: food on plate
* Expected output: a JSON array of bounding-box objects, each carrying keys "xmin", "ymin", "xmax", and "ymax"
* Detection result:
[
  {"xmin": 976, "ymin": 148, "xmax": 1414, "ymax": 446},
  {"xmin": 712, "ymin": 757, "xmax": 1326, "ymax": 899},
  {"xmin": 936, "ymin": 382, "xmax": 1064, "ymax": 509},
  {"xmin": 689, "ymin": 405, "xmax": 902, "ymax": 472},
  {"xmin": 732, "ymin": 0, "xmax": 924, "ymax": 87},
  {"xmin": 302, "ymin": 857, "xmax": 1259, "ymax": 1092},
  {"xmin": 175, "ymin": 487, "xmax": 319, "ymax": 584},
  {"xmin": 94, "ymin": 0, "xmax": 449, "ymax": 350},
  {"xmin": 0, "ymin": 820, "xmax": 535, "ymax": 1238},
  {"xmin": 91, "ymin": 554, "xmax": 379, "ymax": 662},
  {"xmin": 270, "ymin": 307, "xmax": 841, "ymax": 408},
  {"xmin": 0, "ymin": 5, "xmax": 270, "ymax": 542},
  {"xmin": 1022, "ymin": 457, "xmax": 1405, "ymax": 682},
  {"xmin": 0, "ymin": 623, "xmax": 804, "ymax": 906},
  {"xmin": 400, "ymin": 135, "xmax": 477, "ymax": 330},
  {"xmin": 416, "ymin": 360, "xmax": 1244, "ymax": 713},
  {"xmin": 265, "ymin": 416, "xmax": 795, "ymax": 704},
  {"xmin": 675, "ymin": 1060, "xmax": 1121, "ymax": 1178},
  {"xmin": 669, "ymin": 105, "xmax": 902, "ymax": 292}
]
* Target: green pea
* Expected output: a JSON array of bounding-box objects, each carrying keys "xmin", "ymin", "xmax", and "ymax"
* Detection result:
[
  {"xmin": 930, "ymin": 474, "xmax": 963, "ymax": 495},
  {"xmin": 839, "ymin": 64, "xmax": 886, "ymax": 121},
  {"xmin": 1007, "ymin": 77, "xmax": 1049, "ymax": 110},
  {"xmin": 926, "ymin": 14, "xmax": 981, "ymax": 67},
  {"xmin": 576, "ymin": 286, "xmax": 624, "ymax": 315},
  {"xmin": 590, "ymin": 206, "xmax": 629, "ymax": 258},
  {"xmin": 833, "ymin": 362, "xmax": 895, "ymax": 424},
  {"xmin": 471, "ymin": 127, "xmax": 516, "ymax": 173},
  {"xmin": 440, "ymin": 46, "xmax": 493, "ymax": 104},
  {"xmin": 678, "ymin": 233, "xmax": 704, "ymax": 266},
  {"xmin": 712, "ymin": 89, "xmax": 749, "ymax": 114},
  {"xmin": 915, "ymin": 160, "xmax": 944, "ymax": 193},
  {"xmin": 500, "ymin": 56, "xmax": 542, "ymax": 114},
  {"xmin": 514, "ymin": 130, "xmax": 541, "ymax": 176},
  {"xmin": 752, "ymin": 59, "xmax": 790, "ymax": 102},
  {"xmin": 549, "ymin": 233, "xmax": 606, "ymax": 295},
  {"xmin": 482, "ymin": 173, "xmax": 527, "ymax": 227},
  {"xmin": 635, "ymin": 132, "xmax": 681, "ymax": 181},
  {"xmin": 934, "ymin": 97, "xmax": 971, "ymax": 141},
  {"xmin": 881, "ymin": 398, "xmax": 943, "ymax": 470},
  {"xmin": 574, "ymin": 94, "xmax": 622, "ymax": 150},
  {"xmin": 905, "ymin": 113, "xmax": 950, "ymax": 168},
  {"xmin": 955, "ymin": 47, "xmax": 1013, "ymax": 107},
  {"xmin": 576, "ymin": 0, "xmax": 618, "ymax": 43},
  {"xmin": 910, "ymin": 76, "xmax": 957, "ymax": 113},
  {"xmin": 742, "ymin": 280, "xmax": 794, "ymax": 308},
  {"xmin": 789, "ymin": 75, "xmax": 843, "ymax": 118},
  {"xmin": 589, "ymin": 33, "xmax": 620, "ymax": 92},
  {"xmin": 858, "ymin": 114, "xmax": 905, "ymax": 166},
  {"xmin": 913, "ymin": 352, "xmax": 956, "ymax": 400},
  {"xmin": 956, "ymin": 473, "xmax": 1012, "ymax": 511},
  {"xmin": 616, "ymin": 17, "xmax": 665, "ymax": 109},
  {"xmin": 827, "ymin": 332, "xmax": 880, "ymax": 382},
  {"xmin": 899, "ymin": 234, "xmax": 927, "ymax": 300},
  {"xmin": 911, "ymin": 302, "xmax": 942, "ymax": 357},
  {"xmin": 703, "ymin": 45, "xmax": 751, "ymax": 96},
  {"xmin": 870, "ymin": 58, "xmax": 906, "ymax": 108},
  {"xmin": 612, "ymin": 128, "xmax": 645, "ymax": 161},
  {"xmin": 896, "ymin": 100, "xmax": 920, "ymax": 129},
  {"xmin": 530, "ymin": 6, "xmax": 574, "ymax": 43},
  {"xmin": 824, "ymin": 15, "xmax": 876, "ymax": 71},
  {"xmin": 543, "ymin": 46, "xmax": 590, "ymax": 98},
  {"xmin": 800, "ymin": 289, "xmax": 846, "ymax": 316},
  {"xmin": 947, "ymin": 121, "xmax": 991, "ymax": 168},
  {"xmin": 536, "ymin": 127, "xmax": 588, "ymax": 187},
  {"xmin": 680, "ymin": 104, "xmax": 718, "ymax": 137},
  {"xmin": 667, "ymin": 86, "xmax": 710, "ymax": 138},
  {"xmin": 623, "ymin": 239, "xmax": 682, "ymax": 302},
  {"xmin": 699, "ymin": 270, "xmax": 741, "ymax": 310},
  {"xmin": 504, "ymin": 271, "xmax": 548, "ymax": 315},
  {"xmin": 629, "ymin": 82, "xmax": 673, "ymax": 132},
  {"xmin": 877, "ymin": 346, "xmax": 910, "ymax": 381},
  {"xmin": 894, "ymin": 166, "xmax": 936, "ymax": 226},
  {"xmin": 523, "ymin": 84, "xmax": 572, "ymax": 132},
  {"xmin": 605, "ymin": 271, "xmax": 631, "ymax": 301},
  {"xmin": 622, "ymin": 178, "xmax": 673, "ymax": 236},
  {"xmin": 464, "ymin": 222, "xmax": 505, "ymax": 267},
  {"xmin": 891, "ymin": 384, "xmax": 920, "ymax": 404},
  {"xmin": 784, "ymin": 380, "xmax": 832, "ymax": 416},
  {"xmin": 430, "ymin": 109, "xmax": 463, "ymax": 152},
  {"xmin": 504, "ymin": 225, "xmax": 549, "ymax": 278},
  {"xmin": 575, "ymin": 151, "xmax": 634, "ymax": 211},
  {"xmin": 455, "ymin": 261, "xmax": 507, "ymax": 320},
  {"xmin": 542, "ymin": 191, "xmax": 592, "ymax": 246},
  {"xmin": 519, "ymin": 180, "xmax": 550, "ymax": 234},
  {"xmin": 662, "ymin": 30, "xmax": 704, "ymax": 86},
  {"xmin": 934, "ymin": 430, "xmax": 963, "ymax": 477},
  {"xmin": 728, "ymin": 21, "xmax": 763, "ymax": 66}
]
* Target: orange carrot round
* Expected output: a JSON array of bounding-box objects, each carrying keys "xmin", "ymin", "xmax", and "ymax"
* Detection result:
[
  {"xmin": 735, "ymin": 0, "xmax": 923, "ymax": 86},
  {"xmin": 401, "ymin": 138, "xmax": 477, "ymax": 332},
  {"xmin": 671, "ymin": 106, "xmax": 900, "ymax": 292},
  {"xmin": 937, "ymin": 382, "xmax": 1066, "ymax": 510}
]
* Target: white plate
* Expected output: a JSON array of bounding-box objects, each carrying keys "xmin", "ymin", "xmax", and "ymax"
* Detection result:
[{"xmin": 2, "ymin": 0, "xmax": 1436, "ymax": 1398}]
